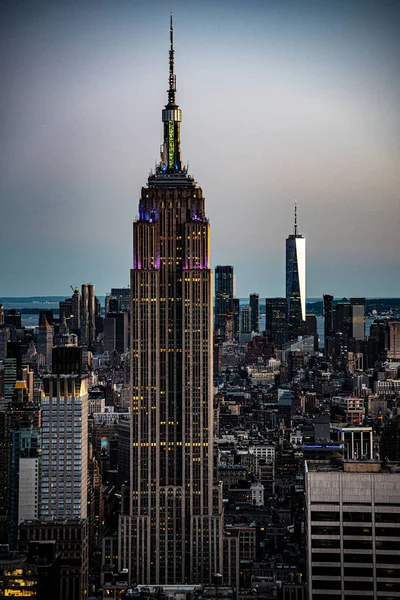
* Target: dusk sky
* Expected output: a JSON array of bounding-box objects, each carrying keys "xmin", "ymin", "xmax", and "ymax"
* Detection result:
[{"xmin": 1, "ymin": 0, "xmax": 399, "ymax": 298}]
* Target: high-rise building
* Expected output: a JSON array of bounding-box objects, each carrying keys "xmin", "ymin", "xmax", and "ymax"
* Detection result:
[
  {"xmin": 81, "ymin": 284, "xmax": 96, "ymax": 348},
  {"xmin": 265, "ymin": 297, "xmax": 288, "ymax": 348},
  {"xmin": 240, "ymin": 305, "xmax": 252, "ymax": 341},
  {"xmin": 71, "ymin": 286, "xmax": 81, "ymax": 330},
  {"xmin": 19, "ymin": 518, "xmax": 89, "ymax": 600},
  {"xmin": 334, "ymin": 298, "xmax": 352, "ymax": 340},
  {"xmin": 52, "ymin": 346, "xmax": 83, "ymax": 376},
  {"xmin": 110, "ymin": 287, "xmax": 131, "ymax": 312},
  {"xmin": 306, "ymin": 314, "xmax": 318, "ymax": 350},
  {"xmin": 305, "ymin": 459, "xmax": 400, "ymax": 599},
  {"xmin": 104, "ymin": 312, "xmax": 128, "ymax": 353},
  {"xmin": 323, "ymin": 293, "xmax": 334, "ymax": 355},
  {"xmin": 232, "ymin": 298, "xmax": 240, "ymax": 341},
  {"xmin": 4, "ymin": 309, "xmax": 21, "ymax": 328},
  {"xmin": 249, "ymin": 293, "xmax": 260, "ymax": 334},
  {"xmin": 37, "ymin": 313, "xmax": 53, "ymax": 368},
  {"xmin": 119, "ymin": 17, "xmax": 223, "ymax": 585},
  {"xmin": 387, "ymin": 319, "xmax": 400, "ymax": 359},
  {"xmin": 350, "ymin": 297, "xmax": 365, "ymax": 341},
  {"xmin": 0, "ymin": 327, "xmax": 10, "ymax": 360},
  {"xmin": 215, "ymin": 266, "xmax": 234, "ymax": 341},
  {"xmin": 3, "ymin": 380, "xmax": 40, "ymax": 549},
  {"xmin": 40, "ymin": 375, "xmax": 88, "ymax": 519},
  {"xmin": 59, "ymin": 287, "xmax": 81, "ymax": 333},
  {"xmin": 286, "ymin": 202, "xmax": 306, "ymax": 325}
]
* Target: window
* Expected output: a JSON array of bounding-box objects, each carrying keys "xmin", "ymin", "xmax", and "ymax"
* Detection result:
[
  {"xmin": 344, "ymin": 580, "xmax": 374, "ymax": 591},
  {"xmin": 343, "ymin": 539, "xmax": 372, "ymax": 550},
  {"xmin": 312, "ymin": 511, "xmax": 340, "ymax": 522},
  {"xmin": 344, "ymin": 553, "xmax": 372, "ymax": 563},
  {"xmin": 343, "ymin": 526, "xmax": 372, "ymax": 536},
  {"xmin": 313, "ymin": 539, "xmax": 340, "ymax": 549},
  {"xmin": 312, "ymin": 552, "xmax": 340, "ymax": 563},
  {"xmin": 312, "ymin": 566, "xmax": 341, "ymax": 576},
  {"xmin": 343, "ymin": 512, "xmax": 371, "ymax": 522},
  {"xmin": 312, "ymin": 525, "xmax": 340, "ymax": 535}
]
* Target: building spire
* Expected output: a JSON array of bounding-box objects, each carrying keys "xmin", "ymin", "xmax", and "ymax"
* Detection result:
[
  {"xmin": 294, "ymin": 199, "xmax": 298, "ymax": 236},
  {"xmin": 168, "ymin": 13, "xmax": 176, "ymax": 106},
  {"xmin": 160, "ymin": 14, "xmax": 183, "ymax": 172}
]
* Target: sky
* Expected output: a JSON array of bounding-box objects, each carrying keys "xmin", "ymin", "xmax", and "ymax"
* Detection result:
[{"xmin": 0, "ymin": 0, "xmax": 399, "ymax": 298}]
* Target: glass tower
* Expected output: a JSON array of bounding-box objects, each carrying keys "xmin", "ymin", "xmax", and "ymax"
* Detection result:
[
  {"xmin": 215, "ymin": 265, "xmax": 234, "ymax": 341},
  {"xmin": 119, "ymin": 17, "xmax": 223, "ymax": 585},
  {"xmin": 286, "ymin": 202, "xmax": 306, "ymax": 324}
]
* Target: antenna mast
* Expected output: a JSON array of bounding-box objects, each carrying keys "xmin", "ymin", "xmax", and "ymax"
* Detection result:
[{"xmin": 168, "ymin": 13, "xmax": 176, "ymax": 105}]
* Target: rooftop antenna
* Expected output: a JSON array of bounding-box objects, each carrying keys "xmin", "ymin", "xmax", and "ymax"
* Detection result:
[
  {"xmin": 168, "ymin": 13, "xmax": 176, "ymax": 105},
  {"xmin": 294, "ymin": 199, "xmax": 298, "ymax": 236}
]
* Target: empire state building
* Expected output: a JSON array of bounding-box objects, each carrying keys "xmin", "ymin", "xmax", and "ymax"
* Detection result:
[{"xmin": 119, "ymin": 17, "xmax": 223, "ymax": 585}]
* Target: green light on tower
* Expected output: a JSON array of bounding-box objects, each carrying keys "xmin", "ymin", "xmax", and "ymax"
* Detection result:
[
  {"xmin": 168, "ymin": 121, "xmax": 174, "ymax": 169},
  {"xmin": 168, "ymin": 121, "xmax": 175, "ymax": 169}
]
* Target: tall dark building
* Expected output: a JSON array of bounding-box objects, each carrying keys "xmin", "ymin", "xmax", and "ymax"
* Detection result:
[
  {"xmin": 215, "ymin": 265, "xmax": 234, "ymax": 341},
  {"xmin": 81, "ymin": 283, "xmax": 96, "ymax": 348},
  {"xmin": 110, "ymin": 287, "xmax": 131, "ymax": 312},
  {"xmin": 119, "ymin": 17, "xmax": 223, "ymax": 585},
  {"xmin": 232, "ymin": 298, "xmax": 240, "ymax": 341},
  {"xmin": 19, "ymin": 519, "xmax": 89, "ymax": 600},
  {"xmin": 334, "ymin": 298, "xmax": 352, "ymax": 341},
  {"xmin": 265, "ymin": 297, "xmax": 288, "ymax": 348},
  {"xmin": 104, "ymin": 312, "xmax": 128, "ymax": 353},
  {"xmin": 37, "ymin": 312, "xmax": 53, "ymax": 368},
  {"xmin": 323, "ymin": 293, "xmax": 334, "ymax": 356},
  {"xmin": 249, "ymin": 293, "xmax": 260, "ymax": 334},
  {"xmin": 286, "ymin": 202, "xmax": 306, "ymax": 325},
  {"xmin": 60, "ymin": 287, "xmax": 81, "ymax": 332},
  {"xmin": 350, "ymin": 297, "xmax": 365, "ymax": 341},
  {"xmin": 306, "ymin": 314, "xmax": 318, "ymax": 350},
  {"xmin": 52, "ymin": 346, "xmax": 83, "ymax": 375},
  {"xmin": 5, "ymin": 309, "xmax": 21, "ymax": 328}
]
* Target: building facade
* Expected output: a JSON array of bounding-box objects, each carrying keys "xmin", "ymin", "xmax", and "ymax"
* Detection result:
[
  {"xmin": 119, "ymin": 17, "xmax": 223, "ymax": 585},
  {"xmin": 305, "ymin": 460, "xmax": 400, "ymax": 599},
  {"xmin": 40, "ymin": 375, "xmax": 88, "ymax": 519},
  {"xmin": 19, "ymin": 518, "xmax": 89, "ymax": 600}
]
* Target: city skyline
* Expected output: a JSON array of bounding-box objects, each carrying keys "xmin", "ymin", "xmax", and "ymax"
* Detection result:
[{"xmin": 1, "ymin": 0, "xmax": 399, "ymax": 297}]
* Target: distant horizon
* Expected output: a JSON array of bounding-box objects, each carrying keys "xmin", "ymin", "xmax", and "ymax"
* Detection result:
[{"xmin": 1, "ymin": 295, "xmax": 399, "ymax": 302}]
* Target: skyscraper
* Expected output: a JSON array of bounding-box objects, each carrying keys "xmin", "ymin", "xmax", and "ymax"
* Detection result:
[
  {"xmin": 37, "ymin": 313, "xmax": 53, "ymax": 368},
  {"xmin": 40, "ymin": 374, "xmax": 88, "ymax": 519},
  {"xmin": 249, "ymin": 293, "xmax": 260, "ymax": 334},
  {"xmin": 119, "ymin": 17, "xmax": 223, "ymax": 585},
  {"xmin": 305, "ymin": 459, "xmax": 400, "ymax": 598},
  {"xmin": 215, "ymin": 266, "xmax": 234, "ymax": 341},
  {"xmin": 81, "ymin": 284, "xmax": 95, "ymax": 348},
  {"xmin": 323, "ymin": 293, "xmax": 334, "ymax": 355},
  {"xmin": 265, "ymin": 298, "xmax": 288, "ymax": 348},
  {"xmin": 286, "ymin": 202, "xmax": 306, "ymax": 325},
  {"xmin": 240, "ymin": 305, "xmax": 252, "ymax": 336},
  {"xmin": 350, "ymin": 297, "xmax": 365, "ymax": 341}
]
